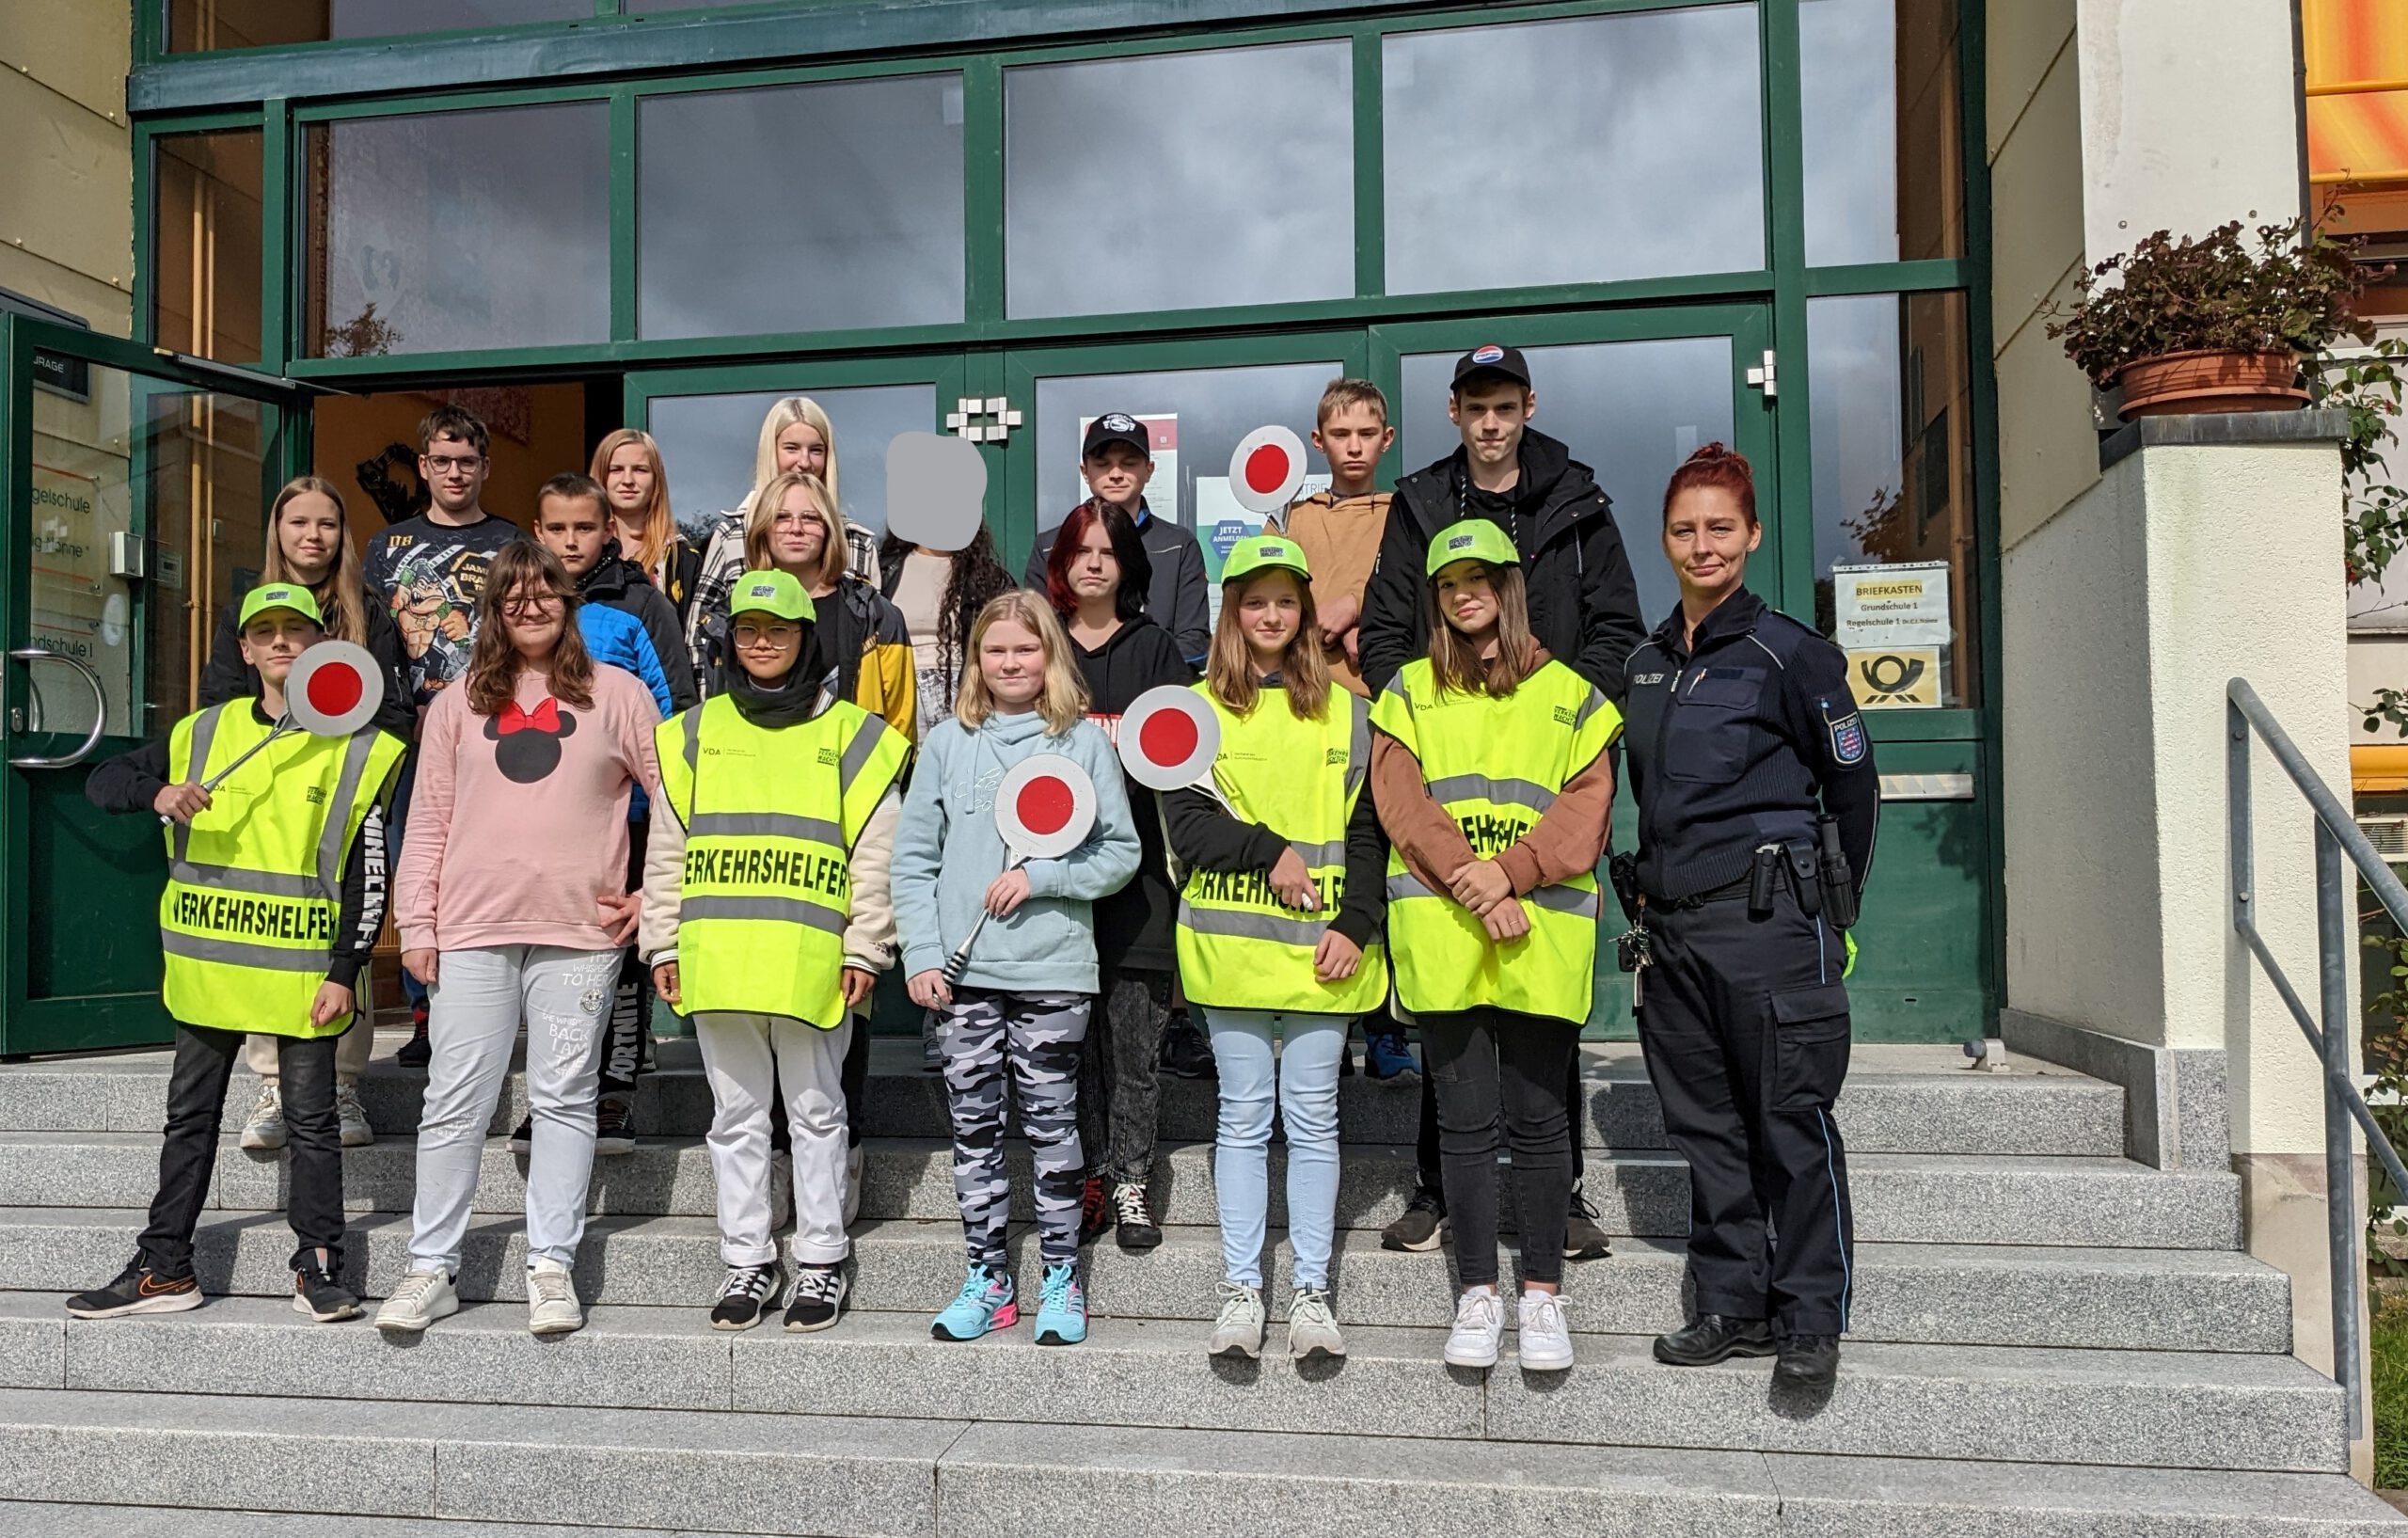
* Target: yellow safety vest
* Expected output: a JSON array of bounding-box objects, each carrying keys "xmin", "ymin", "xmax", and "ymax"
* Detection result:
[
  {"xmin": 1176, "ymin": 684, "xmax": 1388, "ymax": 1015},
  {"xmin": 161, "ymin": 704, "xmax": 403, "ymax": 1037},
  {"xmin": 655, "ymin": 694, "xmax": 909, "ymax": 1029},
  {"xmin": 1370, "ymin": 658, "xmax": 1622, "ymax": 1023}
]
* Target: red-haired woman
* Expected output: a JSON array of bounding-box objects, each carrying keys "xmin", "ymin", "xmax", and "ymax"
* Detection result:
[{"xmin": 1620, "ymin": 443, "xmax": 1880, "ymax": 1392}]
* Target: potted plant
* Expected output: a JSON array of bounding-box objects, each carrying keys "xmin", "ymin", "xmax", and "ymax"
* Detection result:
[{"xmin": 2049, "ymin": 215, "xmax": 2375, "ymax": 418}]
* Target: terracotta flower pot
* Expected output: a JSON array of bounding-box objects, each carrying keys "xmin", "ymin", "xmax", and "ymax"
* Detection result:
[{"xmin": 2114, "ymin": 349, "xmax": 2308, "ymax": 419}]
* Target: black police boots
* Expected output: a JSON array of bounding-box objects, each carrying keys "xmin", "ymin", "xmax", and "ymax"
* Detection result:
[
  {"xmin": 1774, "ymin": 1333, "xmax": 1841, "ymax": 1388},
  {"xmin": 1652, "ymin": 1313, "xmax": 1775, "ymax": 1367}
]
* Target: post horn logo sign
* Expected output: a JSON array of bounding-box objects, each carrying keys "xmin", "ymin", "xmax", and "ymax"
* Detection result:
[{"xmin": 1848, "ymin": 647, "xmax": 1941, "ymax": 709}]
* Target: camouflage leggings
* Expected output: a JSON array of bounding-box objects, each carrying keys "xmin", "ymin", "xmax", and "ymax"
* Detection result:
[{"xmin": 937, "ymin": 989, "xmax": 1091, "ymax": 1269}]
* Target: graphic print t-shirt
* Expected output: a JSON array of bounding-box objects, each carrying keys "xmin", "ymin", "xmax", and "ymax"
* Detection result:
[{"xmin": 362, "ymin": 515, "xmax": 525, "ymax": 709}]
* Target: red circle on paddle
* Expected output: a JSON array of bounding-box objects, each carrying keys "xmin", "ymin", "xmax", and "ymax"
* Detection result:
[
  {"xmin": 1138, "ymin": 707, "xmax": 1198, "ymax": 768},
  {"xmin": 1016, "ymin": 776, "xmax": 1076, "ymax": 836},
  {"xmin": 1244, "ymin": 443, "xmax": 1291, "ymax": 496},
  {"xmin": 306, "ymin": 661, "xmax": 364, "ymax": 719}
]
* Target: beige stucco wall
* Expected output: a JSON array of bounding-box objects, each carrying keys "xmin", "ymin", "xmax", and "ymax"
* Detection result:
[{"xmin": 0, "ymin": 0, "xmax": 132, "ymax": 336}]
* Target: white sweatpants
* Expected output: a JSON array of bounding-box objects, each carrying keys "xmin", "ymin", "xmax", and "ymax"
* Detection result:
[{"xmin": 693, "ymin": 1011, "xmax": 853, "ymax": 1268}]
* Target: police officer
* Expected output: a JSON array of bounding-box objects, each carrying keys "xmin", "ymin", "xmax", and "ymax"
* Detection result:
[{"xmin": 1619, "ymin": 444, "xmax": 1877, "ymax": 1390}]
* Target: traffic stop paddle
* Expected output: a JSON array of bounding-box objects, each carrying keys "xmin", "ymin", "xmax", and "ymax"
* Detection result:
[
  {"xmin": 162, "ymin": 641, "xmax": 386, "ymax": 823},
  {"xmin": 942, "ymin": 753, "xmax": 1099, "ymax": 984},
  {"xmin": 1117, "ymin": 685, "xmax": 1221, "ymax": 794}
]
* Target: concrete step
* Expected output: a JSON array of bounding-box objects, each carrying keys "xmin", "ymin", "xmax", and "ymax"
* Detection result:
[
  {"xmin": 0, "ymin": 1296, "xmax": 2352, "ymax": 1472},
  {"xmin": 0, "ymin": 1207, "xmax": 2293, "ymax": 1353},
  {"xmin": 0, "ymin": 1036, "xmax": 2127, "ymax": 1156}
]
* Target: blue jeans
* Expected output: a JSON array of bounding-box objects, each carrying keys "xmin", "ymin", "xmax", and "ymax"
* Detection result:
[{"xmin": 1203, "ymin": 1007, "xmax": 1348, "ymax": 1289}]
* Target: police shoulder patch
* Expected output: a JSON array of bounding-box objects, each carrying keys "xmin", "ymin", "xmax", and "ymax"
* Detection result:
[{"xmin": 1827, "ymin": 709, "xmax": 1868, "ymax": 766}]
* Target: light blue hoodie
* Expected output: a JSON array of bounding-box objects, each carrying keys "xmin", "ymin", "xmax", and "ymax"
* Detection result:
[{"xmin": 892, "ymin": 707, "xmax": 1141, "ymax": 994}]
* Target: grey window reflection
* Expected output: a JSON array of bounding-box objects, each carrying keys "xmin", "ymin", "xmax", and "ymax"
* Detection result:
[
  {"xmin": 1006, "ymin": 43, "xmax": 1353, "ymax": 319},
  {"xmin": 1398, "ymin": 339, "xmax": 1735, "ymax": 628},
  {"xmin": 1807, "ymin": 292, "xmax": 1976, "ymax": 706},
  {"xmin": 645, "ymin": 384, "xmax": 939, "ymax": 542},
  {"xmin": 1799, "ymin": 0, "xmax": 1966, "ymax": 266},
  {"xmin": 172, "ymin": 0, "xmax": 591, "ymax": 50},
  {"xmin": 640, "ymin": 75, "xmax": 965, "ymax": 339},
  {"xmin": 306, "ymin": 103, "xmax": 609, "ymax": 357},
  {"xmin": 1385, "ymin": 6, "xmax": 1764, "ymax": 295}
]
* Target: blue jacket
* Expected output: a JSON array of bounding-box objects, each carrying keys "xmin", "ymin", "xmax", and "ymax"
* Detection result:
[
  {"xmin": 578, "ymin": 600, "xmax": 675, "ymax": 817},
  {"xmin": 891, "ymin": 708, "xmax": 1140, "ymax": 995}
]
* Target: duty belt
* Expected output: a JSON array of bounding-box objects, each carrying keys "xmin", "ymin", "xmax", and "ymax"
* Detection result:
[{"xmin": 1644, "ymin": 873, "xmax": 1753, "ymax": 912}]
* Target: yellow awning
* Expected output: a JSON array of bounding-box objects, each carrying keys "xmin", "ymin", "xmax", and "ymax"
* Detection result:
[
  {"xmin": 2305, "ymin": 0, "xmax": 2408, "ymax": 186},
  {"xmin": 2354, "ymin": 743, "xmax": 2408, "ymax": 794}
]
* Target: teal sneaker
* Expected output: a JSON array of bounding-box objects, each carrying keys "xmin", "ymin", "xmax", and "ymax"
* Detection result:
[
  {"xmin": 1034, "ymin": 1260, "xmax": 1086, "ymax": 1345},
  {"xmin": 931, "ymin": 1264, "xmax": 1016, "ymax": 1341}
]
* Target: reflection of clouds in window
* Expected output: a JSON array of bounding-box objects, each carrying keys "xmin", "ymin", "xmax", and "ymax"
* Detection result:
[
  {"xmin": 313, "ymin": 104, "xmax": 609, "ymax": 356},
  {"xmin": 640, "ymin": 75, "xmax": 965, "ymax": 339},
  {"xmin": 1006, "ymin": 43, "xmax": 1353, "ymax": 319},
  {"xmin": 1800, "ymin": 0, "xmax": 1899, "ymax": 267},
  {"xmin": 1808, "ymin": 297, "xmax": 1905, "ymax": 581},
  {"xmin": 1399, "ymin": 339, "xmax": 1733, "ymax": 626},
  {"xmin": 647, "ymin": 386, "xmax": 937, "ymax": 541},
  {"xmin": 1034, "ymin": 362, "xmax": 1339, "ymax": 532},
  {"xmin": 1385, "ymin": 5, "xmax": 1764, "ymax": 294}
]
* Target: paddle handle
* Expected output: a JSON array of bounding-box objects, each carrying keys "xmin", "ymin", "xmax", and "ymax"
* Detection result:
[
  {"xmin": 942, "ymin": 852, "xmax": 1030, "ymax": 984},
  {"xmin": 159, "ymin": 718, "xmax": 293, "ymax": 825}
]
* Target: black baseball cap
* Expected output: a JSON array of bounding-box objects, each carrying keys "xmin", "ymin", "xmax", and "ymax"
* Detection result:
[
  {"xmin": 1450, "ymin": 342, "xmax": 1532, "ymax": 391},
  {"xmin": 1082, "ymin": 412, "xmax": 1152, "ymax": 460}
]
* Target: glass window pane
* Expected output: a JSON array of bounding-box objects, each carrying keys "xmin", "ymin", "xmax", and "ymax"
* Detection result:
[
  {"xmin": 305, "ymin": 103, "xmax": 610, "ymax": 357},
  {"xmin": 1800, "ymin": 0, "xmax": 1967, "ymax": 266},
  {"xmin": 644, "ymin": 384, "xmax": 939, "ymax": 543},
  {"xmin": 153, "ymin": 130, "xmax": 264, "ymax": 363},
  {"xmin": 1397, "ymin": 338, "xmax": 1735, "ymax": 627},
  {"xmin": 1006, "ymin": 43, "xmax": 1353, "ymax": 319},
  {"xmin": 1808, "ymin": 291, "xmax": 1977, "ymax": 707},
  {"xmin": 1384, "ymin": 7, "xmax": 1765, "ymax": 295},
  {"xmin": 639, "ymin": 76, "xmax": 965, "ymax": 339},
  {"xmin": 170, "ymin": 0, "xmax": 593, "ymax": 51}
]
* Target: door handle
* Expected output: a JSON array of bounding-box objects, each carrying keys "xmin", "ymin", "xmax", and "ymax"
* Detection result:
[{"xmin": 8, "ymin": 647, "xmax": 109, "ymax": 769}]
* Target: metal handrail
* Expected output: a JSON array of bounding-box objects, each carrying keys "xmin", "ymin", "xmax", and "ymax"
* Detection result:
[{"xmin": 2228, "ymin": 676, "xmax": 2408, "ymax": 1439}]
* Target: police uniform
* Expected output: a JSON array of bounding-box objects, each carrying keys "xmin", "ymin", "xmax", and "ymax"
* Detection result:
[{"xmin": 1620, "ymin": 586, "xmax": 1877, "ymax": 1356}]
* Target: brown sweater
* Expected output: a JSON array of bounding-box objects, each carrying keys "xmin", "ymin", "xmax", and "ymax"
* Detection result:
[
  {"xmin": 1270, "ymin": 490, "xmax": 1389, "ymax": 697},
  {"xmin": 1370, "ymin": 646, "xmax": 1614, "ymax": 899}
]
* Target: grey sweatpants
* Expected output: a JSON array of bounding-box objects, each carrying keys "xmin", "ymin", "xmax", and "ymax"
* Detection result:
[
  {"xmin": 937, "ymin": 988, "xmax": 1088, "ymax": 1269},
  {"xmin": 407, "ymin": 944, "xmax": 617, "ymax": 1275}
]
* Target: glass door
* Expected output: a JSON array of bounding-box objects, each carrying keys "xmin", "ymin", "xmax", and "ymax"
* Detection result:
[{"xmin": 0, "ymin": 315, "xmax": 307, "ymax": 1054}]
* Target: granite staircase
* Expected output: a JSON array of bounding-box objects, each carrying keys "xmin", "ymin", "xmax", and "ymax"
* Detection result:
[{"xmin": 0, "ymin": 1030, "xmax": 2398, "ymax": 1536}]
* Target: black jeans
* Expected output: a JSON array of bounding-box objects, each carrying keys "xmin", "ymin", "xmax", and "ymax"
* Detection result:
[
  {"xmin": 1420, "ymin": 1007, "xmax": 1582, "ymax": 1289},
  {"xmin": 1077, "ymin": 964, "xmax": 1172, "ymax": 1186},
  {"xmin": 1415, "ymin": 1044, "xmax": 1586, "ymax": 1190},
  {"xmin": 141, "ymin": 1021, "xmax": 346, "ymax": 1276}
]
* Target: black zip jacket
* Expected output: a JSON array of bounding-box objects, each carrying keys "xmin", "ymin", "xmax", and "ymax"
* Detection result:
[
  {"xmin": 1359, "ymin": 428, "xmax": 1647, "ymax": 705},
  {"xmin": 1070, "ymin": 614, "xmax": 1195, "ymax": 975},
  {"xmin": 1024, "ymin": 500, "xmax": 1213, "ymax": 663},
  {"xmin": 580, "ymin": 545, "xmax": 700, "ymax": 711},
  {"xmin": 1620, "ymin": 588, "xmax": 1879, "ymax": 902},
  {"xmin": 87, "ymin": 703, "xmax": 388, "ymax": 991},
  {"xmin": 199, "ymin": 595, "xmax": 415, "ymax": 742}
]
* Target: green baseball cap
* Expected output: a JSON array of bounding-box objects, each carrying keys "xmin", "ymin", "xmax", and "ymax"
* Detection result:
[
  {"xmin": 237, "ymin": 583, "xmax": 324, "ymax": 628},
  {"xmin": 1425, "ymin": 518, "xmax": 1521, "ymax": 578},
  {"xmin": 728, "ymin": 569, "xmax": 816, "ymax": 624},
  {"xmin": 1220, "ymin": 534, "xmax": 1311, "ymax": 585}
]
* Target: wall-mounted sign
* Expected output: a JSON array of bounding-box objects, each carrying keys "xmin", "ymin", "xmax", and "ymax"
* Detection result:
[
  {"xmin": 1832, "ymin": 560, "xmax": 1952, "ymax": 650},
  {"xmin": 1847, "ymin": 647, "xmax": 1942, "ymax": 710}
]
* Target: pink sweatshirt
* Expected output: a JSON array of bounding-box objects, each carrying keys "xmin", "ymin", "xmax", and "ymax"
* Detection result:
[{"xmin": 397, "ymin": 666, "xmax": 663, "ymax": 953}]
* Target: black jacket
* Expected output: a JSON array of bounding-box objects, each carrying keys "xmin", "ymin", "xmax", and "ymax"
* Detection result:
[
  {"xmin": 580, "ymin": 547, "xmax": 700, "ymax": 711},
  {"xmin": 200, "ymin": 595, "xmax": 416, "ymax": 743},
  {"xmin": 1070, "ymin": 614, "xmax": 1196, "ymax": 975},
  {"xmin": 1359, "ymin": 428, "xmax": 1647, "ymax": 705},
  {"xmin": 1024, "ymin": 501, "xmax": 1213, "ymax": 664},
  {"xmin": 1620, "ymin": 588, "xmax": 1879, "ymax": 902},
  {"xmin": 87, "ymin": 703, "xmax": 388, "ymax": 991}
]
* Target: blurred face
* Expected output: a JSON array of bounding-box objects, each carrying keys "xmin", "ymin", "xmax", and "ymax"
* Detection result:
[
  {"xmin": 1311, "ymin": 404, "xmax": 1394, "ymax": 489},
  {"xmin": 1662, "ymin": 485, "xmax": 1761, "ymax": 603},
  {"xmin": 979, "ymin": 617, "xmax": 1046, "ymax": 709},
  {"xmin": 499, "ymin": 577, "xmax": 565, "ymax": 658},
  {"xmin": 731, "ymin": 612, "xmax": 804, "ymax": 682},
  {"xmin": 1067, "ymin": 518, "xmax": 1121, "ymax": 603},
  {"xmin": 535, "ymin": 493, "xmax": 610, "ymax": 579},
  {"xmin": 603, "ymin": 443, "xmax": 655, "ymax": 521},
  {"xmin": 1434, "ymin": 561, "xmax": 1501, "ymax": 638},
  {"xmin": 419, "ymin": 431, "xmax": 488, "ymax": 516},
  {"xmin": 774, "ymin": 421, "xmax": 828, "ymax": 481},
  {"xmin": 276, "ymin": 491, "xmax": 343, "ymax": 580},
  {"xmin": 769, "ymin": 486, "xmax": 830, "ymax": 577},
  {"xmin": 1447, "ymin": 382, "xmax": 1534, "ymax": 474},
  {"xmin": 1081, "ymin": 443, "xmax": 1152, "ymax": 509},
  {"xmin": 1236, "ymin": 570, "xmax": 1303, "ymax": 661},
  {"xmin": 237, "ymin": 611, "xmax": 323, "ymax": 686}
]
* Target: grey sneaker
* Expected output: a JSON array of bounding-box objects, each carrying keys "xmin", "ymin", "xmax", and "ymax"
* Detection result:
[
  {"xmin": 527, "ymin": 1258, "xmax": 583, "ymax": 1336},
  {"xmin": 334, "ymin": 1082, "xmax": 373, "ymax": 1148},
  {"xmin": 1287, "ymin": 1285, "xmax": 1346, "ymax": 1360},
  {"xmin": 238, "ymin": 1082, "xmax": 287, "ymax": 1151},
  {"xmin": 374, "ymin": 1269, "xmax": 457, "ymax": 1334},
  {"xmin": 1208, "ymin": 1279, "xmax": 1265, "ymax": 1359}
]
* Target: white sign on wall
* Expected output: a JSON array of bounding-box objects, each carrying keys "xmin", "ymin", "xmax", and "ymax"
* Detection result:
[{"xmin": 1832, "ymin": 561, "xmax": 1953, "ymax": 650}]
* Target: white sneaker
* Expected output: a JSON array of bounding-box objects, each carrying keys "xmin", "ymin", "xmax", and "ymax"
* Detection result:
[
  {"xmin": 770, "ymin": 1150, "xmax": 794, "ymax": 1233},
  {"xmin": 1287, "ymin": 1285, "xmax": 1346, "ymax": 1360},
  {"xmin": 1516, "ymin": 1289, "xmax": 1575, "ymax": 1372},
  {"xmin": 1443, "ymin": 1287, "xmax": 1505, "ymax": 1369},
  {"xmin": 1208, "ymin": 1280, "xmax": 1264, "ymax": 1359},
  {"xmin": 374, "ymin": 1269, "xmax": 457, "ymax": 1334},
  {"xmin": 238, "ymin": 1082, "xmax": 287, "ymax": 1151},
  {"xmin": 842, "ymin": 1143, "xmax": 864, "ymax": 1229},
  {"xmin": 527, "ymin": 1257, "xmax": 584, "ymax": 1336},
  {"xmin": 335, "ymin": 1083, "xmax": 373, "ymax": 1148}
]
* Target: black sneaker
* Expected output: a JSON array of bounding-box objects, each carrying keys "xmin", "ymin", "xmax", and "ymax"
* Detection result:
[
  {"xmin": 1338, "ymin": 1039, "xmax": 1356, "ymax": 1077},
  {"xmin": 784, "ymin": 1263, "xmax": 848, "ymax": 1332},
  {"xmin": 396, "ymin": 1001, "xmax": 432, "ymax": 1068},
  {"xmin": 66, "ymin": 1257, "xmax": 202, "ymax": 1319},
  {"xmin": 1381, "ymin": 1186, "xmax": 1447, "ymax": 1252},
  {"xmin": 1653, "ymin": 1313, "xmax": 1777, "ymax": 1367},
  {"xmin": 508, "ymin": 1116, "xmax": 533, "ymax": 1154},
  {"xmin": 594, "ymin": 1096, "xmax": 637, "ymax": 1155},
  {"xmin": 1564, "ymin": 1189, "xmax": 1613, "ymax": 1261},
  {"xmin": 293, "ymin": 1263, "xmax": 361, "ymax": 1323},
  {"xmin": 1112, "ymin": 1181, "xmax": 1162, "ymax": 1251},
  {"xmin": 1160, "ymin": 1016, "xmax": 1216, "ymax": 1080},
  {"xmin": 1079, "ymin": 1175, "xmax": 1114, "ymax": 1245},
  {"xmin": 709, "ymin": 1263, "xmax": 779, "ymax": 1331},
  {"xmin": 1774, "ymin": 1333, "xmax": 1841, "ymax": 1389}
]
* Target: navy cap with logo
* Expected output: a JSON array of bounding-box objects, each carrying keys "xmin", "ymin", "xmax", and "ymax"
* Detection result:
[
  {"xmin": 1450, "ymin": 342, "xmax": 1532, "ymax": 391},
  {"xmin": 1081, "ymin": 412, "xmax": 1153, "ymax": 460}
]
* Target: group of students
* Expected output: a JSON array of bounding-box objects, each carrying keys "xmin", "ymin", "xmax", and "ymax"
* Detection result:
[{"xmin": 63, "ymin": 342, "xmax": 1877, "ymax": 1390}]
